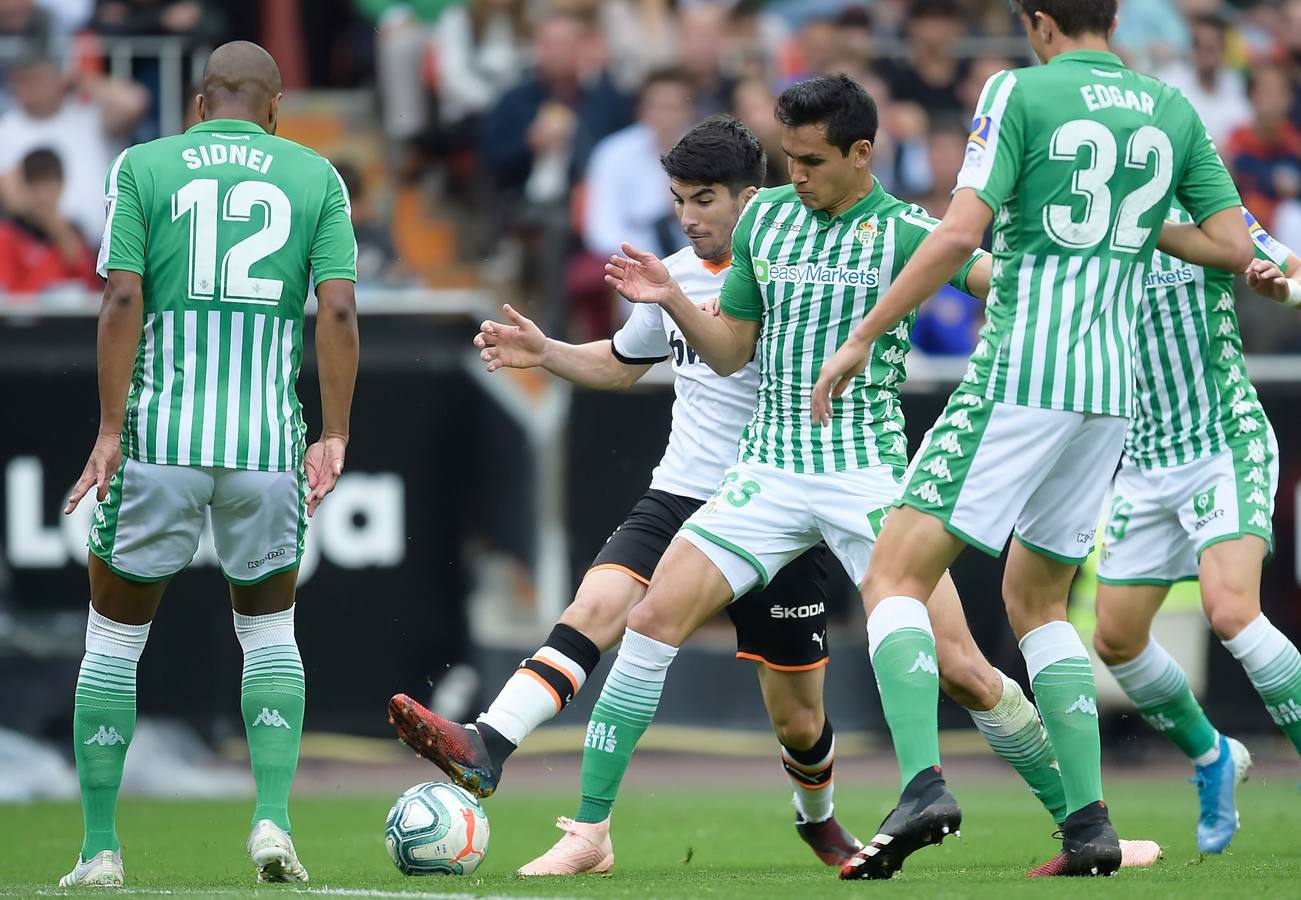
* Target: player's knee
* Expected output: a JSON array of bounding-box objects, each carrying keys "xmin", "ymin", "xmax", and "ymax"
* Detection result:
[
  {"xmin": 1202, "ymin": 590, "xmax": 1260, "ymax": 642},
  {"xmin": 770, "ymin": 704, "xmax": 823, "ymax": 751},
  {"xmin": 626, "ymin": 599, "xmax": 680, "ymax": 645},
  {"xmin": 1092, "ymin": 623, "xmax": 1140, "ymax": 666},
  {"xmin": 562, "ymin": 588, "xmax": 631, "ymax": 651}
]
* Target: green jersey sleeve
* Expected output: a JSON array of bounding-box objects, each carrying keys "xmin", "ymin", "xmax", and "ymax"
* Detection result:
[
  {"xmin": 1244, "ymin": 207, "xmax": 1293, "ymax": 266},
  {"xmin": 954, "ymin": 69, "xmax": 1025, "ymax": 214},
  {"xmin": 310, "ymin": 162, "xmax": 358, "ymax": 283},
  {"xmin": 719, "ymin": 198, "xmax": 764, "ymax": 321},
  {"xmin": 895, "ymin": 205, "xmax": 985, "ymax": 294},
  {"xmin": 97, "ymin": 149, "xmax": 147, "ymax": 278},
  {"xmin": 1172, "ymin": 98, "xmax": 1241, "ymax": 224}
]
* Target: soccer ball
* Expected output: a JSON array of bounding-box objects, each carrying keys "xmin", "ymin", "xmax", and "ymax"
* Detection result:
[{"xmin": 384, "ymin": 781, "xmax": 490, "ymax": 875}]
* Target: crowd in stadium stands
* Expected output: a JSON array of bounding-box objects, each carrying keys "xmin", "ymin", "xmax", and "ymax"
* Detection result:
[{"xmin": 1, "ymin": 0, "xmax": 1301, "ymax": 351}]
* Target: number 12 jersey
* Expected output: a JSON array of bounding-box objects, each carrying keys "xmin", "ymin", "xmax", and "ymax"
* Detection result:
[{"xmin": 98, "ymin": 117, "xmax": 357, "ymax": 472}]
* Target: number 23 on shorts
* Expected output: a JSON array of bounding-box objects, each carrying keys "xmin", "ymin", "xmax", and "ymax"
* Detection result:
[{"xmin": 711, "ymin": 470, "xmax": 761, "ymax": 508}]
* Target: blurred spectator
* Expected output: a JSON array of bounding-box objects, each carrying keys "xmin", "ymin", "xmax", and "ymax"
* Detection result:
[
  {"xmin": 433, "ymin": 0, "xmax": 527, "ymax": 131},
  {"xmin": 914, "ymin": 116, "xmax": 968, "ymax": 216},
  {"xmin": 582, "ymin": 67, "xmax": 693, "ymax": 259},
  {"xmin": 881, "ymin": 0, "xmax": 969, "ymax": 117},
  {"xmin": 0, "ymin": 0, "xmax": 60, "ymax": 97},
  {"xmin": 676, "ymin": 3, "xmax": 735, "ymax": 118},
  {"xmin": 0, "ymin": 57, "xmax": 148, "ymax": 242},
  {"xmin": 596, "ymin": 0, "xmax": 677, "ymax": 92},
  {"xmin": 478, "ymin": 11, "xmax": 628, "ymax": 207},
  {"xmin": 1110, "ymin": 0, "xmax": 1190, "ymax": 71},
  {"xmin": 358, "ymin": 0, "xmax": 459, "ymax": 143},
  {"xmin": 911, "ymin": 115, "xmax": 981, "ymax": 356},
  {"xmin": 1155, "ymin": 15, "xmax": 1251, "ymax": 148},
  {"xmin": 732, "ymin": 76, "xmax": 787, "ymax": 186},
  {"xmin": 0, "ymin": 148, "xmax": 99, "ymax": 298},
  {"xmin": 334, "ymin": 160, "xmax": 412, "ymax": 287},
  {"xmin": 958, "ymin": 57, "xmax": 1014, "ymax": 115},
  {"xmin": 91, "ymin": 0, "xmax": 223, "ymax": 41},
  {"xmin": 42, "ymin": 0, "xmax": 93, "ymax": 37},
  {"xmin": 1226, "ymin": 64, "xmax": 1301, "ymax": 230}
]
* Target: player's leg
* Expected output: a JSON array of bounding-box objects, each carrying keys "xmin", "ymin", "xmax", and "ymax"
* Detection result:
[
  {"xmin": 1205, "ymin": 536, "xmax": 1301, "ymax": 756},
  {"xmin": 1008, "ymin": 412, "xmax": 1130, "ymax": 875},
  {"xmin": 730, "ymin": 546, "xmax": 863, "ymax": 865},
  {"xmin": 928, "ymin": 573, "xmax": 1067, "ymax": 825},
  {"xmin": 518, "ymin": 538, "xmax": 746, "ymax": 876},
  {"xmin": 63, "ymin": 459, "xmax": 209, "ymax": 887},
  {"xmin": 213, "ymin": 467, "xmax": 310, "ymax": 883},
  {"xmin": 810, "ymin": 465, "xmax": 963, "ymax": 881},
  {"xmin": 390, "ymin": 491, "xmax": 694, "ymax": 796}
]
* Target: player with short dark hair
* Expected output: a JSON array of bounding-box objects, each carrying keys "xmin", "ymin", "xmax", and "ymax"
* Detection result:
[
  {"xmin": 814, "ymin": 0, "xmax": 1251, "ymax": 878},
  {"xmin": 390, "ymin": 114, "xmax": 865, "ymax": 873},
  {"xmin": 59, "ymin": 40, "xmax": 358, "ymax": 887}
]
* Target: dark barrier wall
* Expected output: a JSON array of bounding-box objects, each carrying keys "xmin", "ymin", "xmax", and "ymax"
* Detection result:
[{"xmin": 3, "ymin": 313, "xmax": 1300, "ymax": 737}]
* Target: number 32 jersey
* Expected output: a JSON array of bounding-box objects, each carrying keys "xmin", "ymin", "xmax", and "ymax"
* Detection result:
[
  {"xmin": 611, "ymin": 246, "xmax": 756, "ymax": 501},
  {"xmin": 98, "ymin": 117, "xmax": 357, "ymax": 472},
  {"xmin": 956, "ymin": 50, "xmax": 1240, "ymax": 418}
]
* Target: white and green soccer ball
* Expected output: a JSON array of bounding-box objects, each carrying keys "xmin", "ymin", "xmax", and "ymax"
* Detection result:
[{"xmin": 384, "ymin": 782, "xmax": 490, "ymax": 876}]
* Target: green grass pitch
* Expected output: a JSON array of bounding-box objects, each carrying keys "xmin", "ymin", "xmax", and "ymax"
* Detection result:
[{"xmin": 2, "ymin": 777, "xmax": 1297, "ymax": 898}]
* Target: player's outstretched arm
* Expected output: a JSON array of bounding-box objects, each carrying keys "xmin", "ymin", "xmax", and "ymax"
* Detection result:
[
  {"xmin": 1156, "ymin": 207, "xmax": 1254, "ymax": 274},
  {"xmin": 474, "ymin": 303, "xmax": 650, "ymax": 390},
  {"xmin": 811, "ymin": 190, "xmax": 992, "ymax": 425},
  {"xmin": 606, "ymin": 243, "xmax": 758, "ymax": 376},
  {"xmin": 306, "ymin": 278, "xmax": 358, "ymax": 517},
  {"xmin": 65, "ymin": 270, "xmax": 142, "ymax": 515}
]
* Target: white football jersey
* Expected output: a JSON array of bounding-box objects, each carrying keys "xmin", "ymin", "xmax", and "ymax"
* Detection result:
[{"xmin": 611, "ymin": 246, "xmax": 760, "ymax": 501}]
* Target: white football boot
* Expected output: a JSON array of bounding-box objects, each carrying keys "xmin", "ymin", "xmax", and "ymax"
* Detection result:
[
  {"xmin": 247, "ymin": 819, "xmax": 309, "ymax": 882},
  {"xmin": 58, "ymin": 850, "xmax": 123, "ymax": 887}
]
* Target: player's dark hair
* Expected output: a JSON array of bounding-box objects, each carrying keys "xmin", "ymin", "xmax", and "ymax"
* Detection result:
[
  {"xmin": 1012, "ymin": 0, "xmax": 1117, "ymax": 37},
  {"xmin": 661, "ymin": 114, "xmax": 767, "ymax": 194},
  {"xmin": 774, "ymin": 73, "xmax": 878, "ymax": 156},
  {"xmin": 21, "ymin": 147, "xmax": 62, "ymax": 183}
]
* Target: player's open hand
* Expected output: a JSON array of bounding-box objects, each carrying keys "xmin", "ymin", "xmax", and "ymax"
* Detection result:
[
  {"xmin": 810, "ymin": 335, "xmax": 871, "ymax": 427},
  {"xmin": 64, "ymin": 431, "xmax": 122, "ymax": 515},
  {"xmin": 474, "ymin": 304, "xmax": 546, "ymax": 372},
  {"xmin": 605, "ymin": 243, "xmax": 674, "ymax": 305},
  {"xmin": 304, "ymin": 435, "xmax": 347, "ymax": 517},
  {"xmin": 1245, "ymin": 258, "xmax": 1291, "ymax": 304}
]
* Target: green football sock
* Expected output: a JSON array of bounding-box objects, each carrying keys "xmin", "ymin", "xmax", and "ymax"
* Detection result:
[
  {"xmin": 73, "ymin": 607, "xmax": 150, "ymax": 860},
  {"xmin": 576, "ymin": 629, "xmax": 677, "ymax": 824},
  {"xmin": 1108, "ymin": 638, "xmax": 1217, "ymax": 761},
  {"xmin": 74, "ymin": 652, "xmax": 138, "ymax": 858},
  {"xmin": 868, "ymin": 597, "xmax": 941, "ymax": 792},
  {"xmin": 1223, "ymin": 614, "xmax": 1301, "ymax": 758},
  {"xmin": 236, "ymin": 609, "xmax": 305, "ymax": 832},
  {"xmin": 967, "ymin": 671, "xmax": 1068, "ymax": 824},
  {"xmin": 1023, "ymin": 622, "xmax": 1103, "ymax": 816}
]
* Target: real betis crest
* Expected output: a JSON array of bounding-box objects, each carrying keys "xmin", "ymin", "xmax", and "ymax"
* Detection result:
[
  {"xmin": 1193, "ymin": 485, "xmax": 1218, "ymax": 518},
  {"xmin": 856, "ymin": 216, "xmax": 879, "ymax": 246}
]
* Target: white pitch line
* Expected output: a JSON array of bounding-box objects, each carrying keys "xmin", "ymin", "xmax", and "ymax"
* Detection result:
[{"xmin": 18, "ymin": 888, "xmax": 573, "ymax": 900}]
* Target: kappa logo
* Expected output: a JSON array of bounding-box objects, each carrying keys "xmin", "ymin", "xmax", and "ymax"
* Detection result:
[
  {"xmin": 922, "ymin": 457, "xmax": 954, "ymax": 483},
  {"xmin": 1065, "ymin": 695, "xmax": 1098, "ymax": 717},
  {"xmin": 1143, "ymin": 711, "xmax": 1176, "ymax": 732},
  {"xmin": 908, "ymin": 651, "xmax": 938, "ymax": 676},
  {"xmin": 83, "ymin": 725, "xmax": 126, "ymax": 746},
  {"xmin": 252, "ymin": 707, "xmax": 292, "ymax": 729},
  {"xmin": 912, "ymin": 482, "xmax": 942, "ymax": 505}
]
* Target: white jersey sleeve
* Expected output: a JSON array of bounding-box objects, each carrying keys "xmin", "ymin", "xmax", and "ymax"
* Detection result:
[{"xmin": 611, "ymin": 301, "xmax": 671, "ymax": 364}]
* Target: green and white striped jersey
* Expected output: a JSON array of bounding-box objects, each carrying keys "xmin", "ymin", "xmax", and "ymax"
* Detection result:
[
  {"xmin": 98, "ymin": 118, "xmax": 357, "ymax": 472},
  {"xmin": 955, "ymin": 50, "xmax": 1241, "ymax": 416},
  {"xmin": 1126, "ymin": 206, "xmax": 1290, "ymax": 469},
  {"xmin": 719, "ymin": 180, "xmax": 982, "ymax": 474}
]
